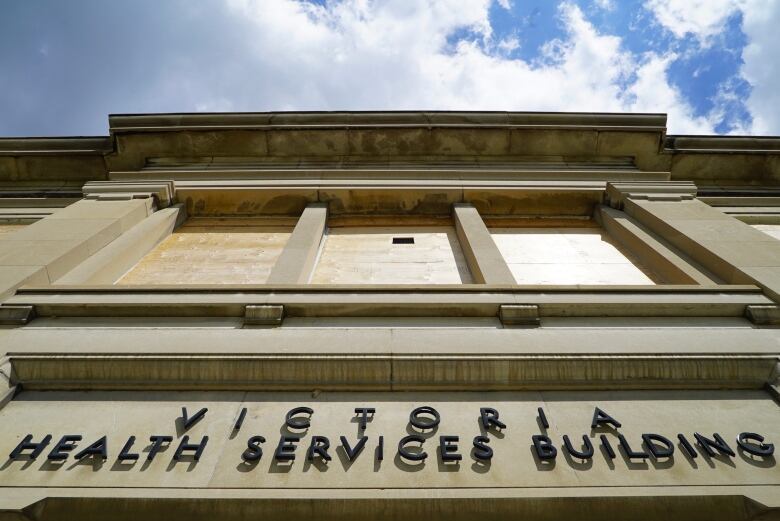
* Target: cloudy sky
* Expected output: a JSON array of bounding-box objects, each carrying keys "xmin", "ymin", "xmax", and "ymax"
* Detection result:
[{"xmin": 1, "ymin": 0, "xmax": 778, "ymax": 136}]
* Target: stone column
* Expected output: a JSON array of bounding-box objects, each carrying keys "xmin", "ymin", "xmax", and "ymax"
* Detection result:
[
  {"xmin": 55, "ymin": 203, "xmax": 186, "ymax": 285},
  {"xmin": 267, "ymin": 203, "xmax": 328, "ymax": 284},
  {"xmin": 0, "ymin": 198, "xmax": 153, "ymax": 299},
  {"xmin": 608, "ymin": 182, "xmax": 780, "ymax": 301},
  {"xmin": 452, "ymin": 203, "xmax": 515, "ymax": 284},
  {"xmin": 596, "ymin": 205, "xmax": 717, "ymax": 284}
]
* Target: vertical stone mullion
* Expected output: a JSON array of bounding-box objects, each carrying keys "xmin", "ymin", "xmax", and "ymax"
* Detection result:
[
  {"xmin": 266, "ymin": 203, "xmax": 328, "ymax": 284},
  {"xmin": 452, "ymin": 203, "xmax": 515, "ymax": 285},
  {"xmin": 596, "ymin": 204, "xmax": 719, "ymax": 284}
]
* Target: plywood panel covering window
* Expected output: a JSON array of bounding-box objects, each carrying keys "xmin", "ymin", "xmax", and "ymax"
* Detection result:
[
  {"xmin": 0, "ymin": 224, "xmax": 26, "ymax": 237},
  {"xmin": 117, "ymin": 219, "xmax": 292, "ymax": 285},
  {"xmin": 490, "ymin": 227, "xmax": 657, "ymax": 285},
  {"xmin": 312, "ymin": 226, "xmax": 472, "ymax": 284}
]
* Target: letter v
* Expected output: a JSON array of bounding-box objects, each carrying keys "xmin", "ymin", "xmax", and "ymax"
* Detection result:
[
  {"xmin": 180, "ymin": 407, "xmax": 208, "ymax": 431},
  {"xmin": 340, "ymin": 436, "xmax": 368, "ymax": 461}
]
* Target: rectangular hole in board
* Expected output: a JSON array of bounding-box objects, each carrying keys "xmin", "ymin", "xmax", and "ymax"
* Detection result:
[{"xmin": 392, "ymin": 237, "xmax": 415, "ymax": 244}]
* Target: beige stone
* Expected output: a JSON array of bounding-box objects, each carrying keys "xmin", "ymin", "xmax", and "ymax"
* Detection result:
[
  {"xmin": 0, "ymin": 390, "xmax": 777, "ymax": 492},
  {"xmin": 266, "ymin": 204, "xmax": 327, "ymax": 284},
  {"xmin": 56, "ymin": 205, "xmax": 186, "ymax": 284},
  {"xmin": 452, "ymin": 204, "xmax": 514, "ymax": 284}
]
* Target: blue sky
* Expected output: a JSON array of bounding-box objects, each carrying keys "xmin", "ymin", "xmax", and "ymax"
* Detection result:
[{"xmin": 0, "ymin": 0, "xmax": 778, "ymax": 136}]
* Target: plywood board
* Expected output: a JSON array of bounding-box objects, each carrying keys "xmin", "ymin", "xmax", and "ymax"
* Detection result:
[
  {"xmin": 312, "ymin": 226, "xmax": 473, "ymax": 284},
  {"xmin": 117, "ymin": 220, "xmax": 292, "ymax": 285},
  {"xmin": 0, "ymin": 224, "xmax": 26, "ymax": 236},
  {"xmin": 490, "ymin": 227, "xmax": 658, "ymax": 285}
]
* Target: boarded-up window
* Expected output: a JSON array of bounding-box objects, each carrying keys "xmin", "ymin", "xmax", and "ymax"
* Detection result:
[
  {"xmin": 312, "ymin": 226, "xmax": 472, "ymax": 284},
  {"xmin": 117, "ymin": 219, "xmax": 292, "ymax": 285},
  {"xmin": 0, "ymin": 224, "xmax": 27, "ymax": 237},
  {"xmin": 490, "ymin": 227, "xmax": 657, "ymax": 285}
]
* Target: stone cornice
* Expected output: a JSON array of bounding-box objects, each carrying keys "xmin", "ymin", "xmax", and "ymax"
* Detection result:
[
  {"xmin": 108, "ymin": 111, "xmax": 669, "ymax": 132},
  {"xmin": 666, "ymin": 135, "xmax": 780, "ymax": 154},
  {"xmin": 2, "ymin": 112, "xmax": 780, "ymax": 191},
  {"xmin": 0, "ymin": 136, "xmax": 111, "ymax": 155}
]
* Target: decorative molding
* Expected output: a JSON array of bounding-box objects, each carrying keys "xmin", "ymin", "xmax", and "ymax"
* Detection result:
[
  {"xmin": 9, "ymin": 353, "xmax": 777, "ymax": 391},
  {"xmin": 244, "ymin": 305, "xmax": 285, "ymax": 326},
  {"xmin": 0, "ymin": 305, "xmax": 36, "ymax": 325},
  {"xmin": 109, "ymin": 112, "xmax": 669, "ymax": 132},
  {"xmin": 745, "ymin": 304, "xmax": 780, "ymax": 326},
  {"xmin": 606, "ymin": 181, "xmax": 698, "ymax": 209},
  {"xmin": 83, "ymin": 180, "xmax": 175, "ymax": 208},
  {"xmin": 4, "ymin": 288, "xmax": 770, "ymax": 319},
  {"xmin": 0, "ymin": 137, "xmax": 111, "ymax": 156},
  {"xmin": 666, "ymin": 135, "xmax": 780, "ymax": 154},
  {"xmin": 499, "ymin": 304, "xmax": 540, "ymax": 326}
]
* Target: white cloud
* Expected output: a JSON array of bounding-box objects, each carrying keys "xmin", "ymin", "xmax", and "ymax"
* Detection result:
[
  {"xmin": 740, "ymin": 0, "xmax": 780, "ymax": 135},
  {"xmin": 216, "ymin": 0, "xmax": 713, "ymax": 133},
  {"xmin": 623, "ymin": 53, "xmax": 714, "ymax": 133},
  {"xmin": 644, "ymin": 0, "xmax": 742, "ymax": 45},
  {"xmin": 593, "ymin": 0, "xmax": 616, "ymax": 11},
  {"xmin": 645, "ymin": 0, "xmax": 780, "ymax": 134}
]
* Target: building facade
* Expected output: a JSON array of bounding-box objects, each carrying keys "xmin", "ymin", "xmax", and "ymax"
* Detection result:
[{"xmin": 0, "ymin": 111, "xmax": 779, "ymax": 520}]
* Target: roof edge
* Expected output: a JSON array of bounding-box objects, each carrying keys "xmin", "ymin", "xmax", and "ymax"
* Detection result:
[{"xmin": 108, "ymin": 111, "xmax": 669, "ymax": 132}]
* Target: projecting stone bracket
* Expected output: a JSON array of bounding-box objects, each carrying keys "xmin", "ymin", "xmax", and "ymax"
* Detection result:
[
  {"xmin": 0, "ymin": 357, "xmax": 16, "ymax": 411},
  {"xmin": 244, "ymin": 305, "xmax": 285, "ymax": 327},
  {"xmin": 0, "ymin": 305, "xmax": 36, "ymax": 326},
  {"xmin": 83, "ymin": 181, "xmax": 176, "ymax": 208},
  {"xmin": 745, "ymin": 305, "xmax": 780, "ymax": 326},
  {"xmin": 766, "ymin": 362, "xmax": 780, "ymax": 405},
  {"xmin": 606, "ymin": 181, "xmax": 698, "ymax": 209},
  {"xmin": 499, "ymin": 304, "xmax": 540, "ymax": 327}
]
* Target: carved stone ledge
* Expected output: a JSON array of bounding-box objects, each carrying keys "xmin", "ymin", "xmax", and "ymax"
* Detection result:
[
  {"xmin": 83, "ymin": 181, "xmax": 175, "ymax": 208},
  {"xmin": 0, "ymin": 305, "xmax": 36, "ymax": 325},
  {"xmin": 244, "ymin": 305, "xmax": 285, "ymax": 327},
  {"xmin": 745, "ymin": 305, "xmax": 780, "ymax": 326},
  {"xmin": 499, "ymin": 304, "xmax": 540, "ymax": 326},
  {"xmin": 606, "ymin": 181, "xmax": 698, "ymax": 209}
]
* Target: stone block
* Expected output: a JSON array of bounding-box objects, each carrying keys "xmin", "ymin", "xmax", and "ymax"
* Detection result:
[
  {"xmin": 0, "ymin": 265, "xmax": 48, "ymax": 301},
  {"xmin": 180, "ymin": 187, "xmax": 317, "ymax": 216},
  {"xmin": 499, "ymin": 304, "xmax": 540, "ymax": 326},
  {"xmin": 268, "ymin": 129, "xmax": 348, "ymax": 156},
  {"xmin": 0, "ymin": 305, "xmax": 35, "ymax": 325},
  {"xmin": 745, "ymin": 305, "xmax": 780, "ymax": 325},
  {"xmin": 740, "ymin": 267, "xmax": 780, "ymax": 302},
  {"xmin": 244, "ymin": 305, "xmax": 285, "ymax": 326},
  {"xmin": 429, "ymin": 128, "xmax": 509, "ymax": 155},
  {"xmin": 630, "ymin": 199, "xmax": 732, "ymax": 221},
  {"xmin": 5, "ymin": 218, "xmax": 121, "ymax": 252},
  {"xmin": 510, "ymin": 129, "xmax": 597, "ymax": 155},
  {"xmin": 348, "ymin": 128, "xmax": 432, "ymax": 156},
  {"xmin": 0, "ymin": 240, "xmax": 88, "ymax": 280},
  {"xmin": 47, "ymin": 199, "xmax": 151, "ymax": 231},
  {"xmin": 321, "ymin": 188, "xmax": 460, "ymax": 215},
  {"xmin": 465, "ymin": 189, "xmax": 599, "ymax": 217},
  {"xmin": 698, "ymin": 239, "xmax": 780, "ymax": 268}
]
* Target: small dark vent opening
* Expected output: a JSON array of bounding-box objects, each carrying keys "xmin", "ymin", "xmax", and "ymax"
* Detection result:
[{"xmin": 392, "ymin": 237, "xmax": 414, "ymax": 244}]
